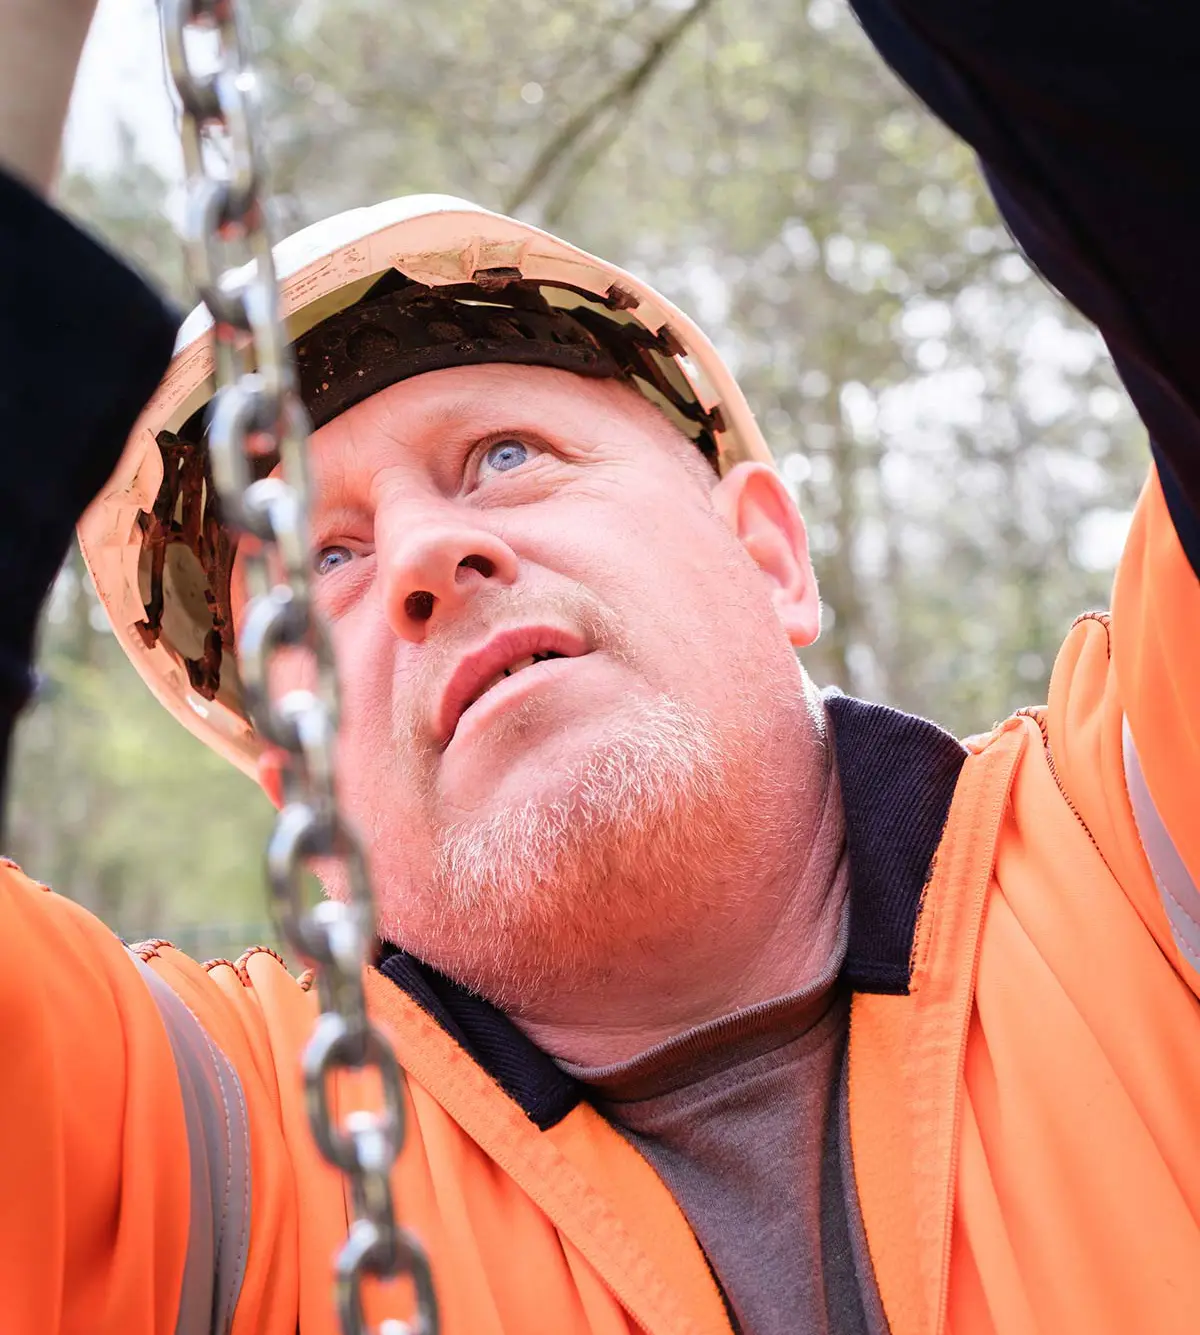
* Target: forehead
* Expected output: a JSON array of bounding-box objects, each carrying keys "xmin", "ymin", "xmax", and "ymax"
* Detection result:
[{"xmin": 305, "ymin": 362, "xmax": 684, "ymax": 483}]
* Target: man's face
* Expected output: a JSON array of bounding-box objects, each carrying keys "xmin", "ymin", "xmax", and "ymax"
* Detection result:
[{"xmin": 235, "ymin": 362, "xmax": 823, "ymax": 1011}]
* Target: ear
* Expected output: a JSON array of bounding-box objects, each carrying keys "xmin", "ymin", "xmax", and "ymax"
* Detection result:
[
  {"xmin": 711, "ymin": 461, "xmax": 821, "ymax": 647},
  {"xmin": 256, "ymin": 746, "xmax": 285, "ymax": 811}
]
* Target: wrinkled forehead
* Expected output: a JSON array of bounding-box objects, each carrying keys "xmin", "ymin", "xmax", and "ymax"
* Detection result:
[{"xmin": 299, "ymin": 360, "xmax": 692, "ymax": 502}]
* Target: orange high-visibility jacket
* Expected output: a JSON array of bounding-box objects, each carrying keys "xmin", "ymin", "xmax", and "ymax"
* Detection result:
[{"xmin": 2, "ymin": 462, "xmax": 1198, "ymax": 1335}]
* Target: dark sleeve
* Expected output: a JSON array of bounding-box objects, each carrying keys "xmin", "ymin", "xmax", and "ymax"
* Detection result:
[
  {"xmin": 848, "ymin": 0, "xmax": 1200, "ymax": 575},
  {"xmin": 0, "ymin": 169, "xmax": 178, "ymax": 825}
]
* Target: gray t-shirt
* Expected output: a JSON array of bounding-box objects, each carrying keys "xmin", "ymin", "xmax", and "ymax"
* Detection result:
[{"xmin": 562, "ymin": 893, "xmax": 886, "ymax": 1335}]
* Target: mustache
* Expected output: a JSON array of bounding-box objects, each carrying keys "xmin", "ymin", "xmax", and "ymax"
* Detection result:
[{"xmin": 388, "ymin": 583, "xmax": 629, "ymax": 751}]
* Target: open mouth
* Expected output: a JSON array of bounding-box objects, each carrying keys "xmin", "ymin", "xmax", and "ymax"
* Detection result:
[
  {"xmin": 465, "ymin": 650, "xmax": 566, "ymax": 711},
  {"xmin": 437, "ymin": 629, "xmax": 587, "ymax": 748}
]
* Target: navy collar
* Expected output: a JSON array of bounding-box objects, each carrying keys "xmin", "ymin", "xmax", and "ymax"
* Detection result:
[
  {"xmin": 377, "ymin": 694, "xmax": 966, "ymax": 1127},
  {"xmin": 824, "ymin": 692, "xmax": 966, "ymax": 993}
]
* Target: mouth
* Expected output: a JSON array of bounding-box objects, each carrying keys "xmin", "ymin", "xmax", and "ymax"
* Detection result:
[
  {"xmin": 435, "ymin": 626, "xmax": 589, "ymax": 748},
  {"xmin": 464, "ymin": 650, "xmax": 567, "ymax": 708}
]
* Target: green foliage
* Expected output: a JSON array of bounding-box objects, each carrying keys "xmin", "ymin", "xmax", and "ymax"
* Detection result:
[
  {"xmin": 5, "ymin": 0, "xmax": 1147, "ymax": 939},
  {"xmin": 8, "ymin": 551, "xmax": 276, "ymax": 947}
]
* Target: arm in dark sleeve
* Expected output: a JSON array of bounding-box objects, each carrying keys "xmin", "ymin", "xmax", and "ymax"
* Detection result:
[
  {"xmin": 847, "ymin": 0, "xmax": 1200, "ymax": 573},
  {"xmin": 0, "ymin": 169, "xmax": 178, "ymax": 823}
]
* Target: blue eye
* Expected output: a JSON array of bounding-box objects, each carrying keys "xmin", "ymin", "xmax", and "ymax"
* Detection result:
[
  {"xmin": 315, "ymin": 545, "xmax": 353, "ymax": 576},
  {"xmin": 482, "ymin": 439, "xmax": 531, "ymax": 474}
]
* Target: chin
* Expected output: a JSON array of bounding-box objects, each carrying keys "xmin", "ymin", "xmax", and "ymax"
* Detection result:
[
  {"xmin": 435, "ymin": 708, "xmax": 626, "ymax": 816},
  {"xmin": 426, "ymin": 698, "xmax": 728, "ymax": 914},
  {"xmin": 370, "ymin": 692, "xmax": 783, "ymax": 1008}
]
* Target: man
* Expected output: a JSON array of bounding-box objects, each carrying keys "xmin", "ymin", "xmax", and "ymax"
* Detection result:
[{"xmin": 2, "ymin": 2, "xmax": 1199, "ymax": 1334}]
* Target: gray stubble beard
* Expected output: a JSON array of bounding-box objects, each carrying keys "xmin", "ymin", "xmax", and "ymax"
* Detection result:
[{"xmin": 393, "ymin": 689, "xmax": 799, "ymax": 1012}]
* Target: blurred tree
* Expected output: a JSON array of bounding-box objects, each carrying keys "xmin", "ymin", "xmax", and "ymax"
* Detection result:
[
  {"xmin": 249, "ymin": 0, "xmax": 1145, "ymax": 717},
  {"xmin": 6, "ymin": 0, "xmax": 1147, "ymax": 938},
  {"xmin": 8, "ymin": 549, "xmax": 276, "ymax": 946}
]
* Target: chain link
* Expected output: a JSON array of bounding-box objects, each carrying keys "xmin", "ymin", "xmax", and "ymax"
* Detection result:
[{"xmin": 162, "ymin": 5, "xmax": 438, "ymax": 1332}]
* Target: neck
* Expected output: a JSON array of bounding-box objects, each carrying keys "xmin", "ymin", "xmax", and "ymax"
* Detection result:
[{"xmin": 513, "ymin": 739, "xmax": 848, "ymax": 1068}]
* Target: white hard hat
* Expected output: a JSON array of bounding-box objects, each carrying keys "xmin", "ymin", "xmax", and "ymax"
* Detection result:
[{"xmin": 77, "ymin": 194, "xmax": 774, "ymax": 778}]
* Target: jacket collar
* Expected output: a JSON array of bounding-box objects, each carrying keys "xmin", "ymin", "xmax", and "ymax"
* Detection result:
[
  {"xmin": 377, "ymin": 694, "xmax": 966, "ymax": 1126},
  {"xmin": 825, "ymin": 692, "xmax": 966, "ymax": 993}
]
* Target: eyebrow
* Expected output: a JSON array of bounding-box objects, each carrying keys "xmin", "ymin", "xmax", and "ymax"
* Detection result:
[
  {"xmin": 403, "ymin": 392, "xmax": 522, "ymax": 439},
  {"xmin": 310, "ymin": 388, "xmax": 522, "ymax": 511}
]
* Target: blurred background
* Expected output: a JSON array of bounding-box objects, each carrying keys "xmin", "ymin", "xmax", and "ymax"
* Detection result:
[{"xmin": 5, "ymin": 0, "xmax": 1146, "ymax": 953}]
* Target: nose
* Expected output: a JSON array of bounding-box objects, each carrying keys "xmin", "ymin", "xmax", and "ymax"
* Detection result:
[{"xmin": 377, "ymin": 502, "xmax": 519, "ymax": 643}]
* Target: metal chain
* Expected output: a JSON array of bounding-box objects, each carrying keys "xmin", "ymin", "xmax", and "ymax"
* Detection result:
[{"xmin": 161, "ymin": 5, "xmax": 438, "ymax": 1333}]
